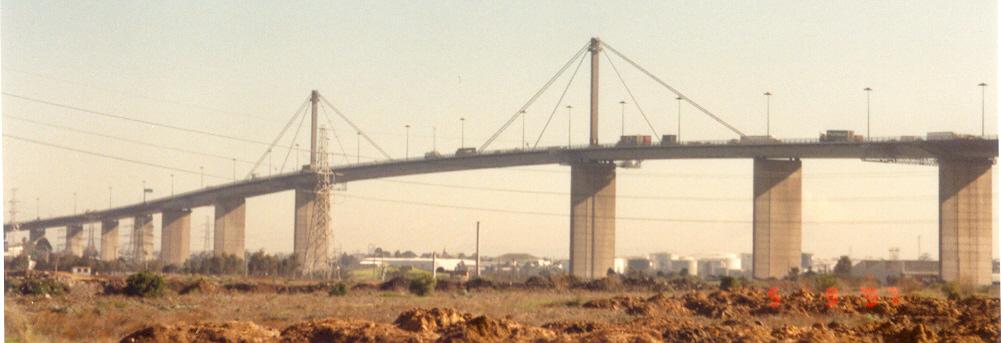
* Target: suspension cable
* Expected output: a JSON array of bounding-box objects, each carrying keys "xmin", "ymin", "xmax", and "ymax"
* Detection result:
[
  {"xmin": 318, "ymin": 94, "xmax": 393, "ymax": 160},
  {"xmin": 478, "ymin": 42, "xmax": 591, "ymax": 152},
  {"xmin": 533, "ymin": 52, "xmax": 588, "ymax": 148},
  {"xmin": 603, "ymin": 49, "xmax": 661, "ymax": 141},
  {"xmin": 318, "ymin": 101, "xmax": 352, "ymax": 165},
  {"xmin": 601, "ymin": 42, "xmax": 746, "ymax": 137},
  {"xmin": 281, "ymin": 105, "xmax": 311, "ymax": 171},
  {"xmin": 245, "ymin": 97, "xmax": 311, "ymax": 178}
]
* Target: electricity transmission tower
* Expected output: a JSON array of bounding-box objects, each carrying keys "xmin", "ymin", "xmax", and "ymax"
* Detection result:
[{"xmin": 303, "ymin": 127, "xmax": 333, "ymax": 277}]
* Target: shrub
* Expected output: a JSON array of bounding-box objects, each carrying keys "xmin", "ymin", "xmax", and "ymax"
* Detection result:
[
  {"xmin": 125, "ymin": 271, "xmax": 165, "ymax": 297},
  {"xmin": 940, "ymin": 282, "xmax": 971, "ymax": 300},
  {"xmin": 19, "ymin": 278, "xmax": 69, "ymax": 296},
  {"xmin": 329, "ymin": 282, "xmax": 348, "ymax": 296},
  {"xmin": 408, "ymin": 274, "xmax": 436, "ymax": 296},
  {"xmin": 719, "ymin": 276, "xmax": 741, "ymax": 291},
  {"xmin": 813, "ymin": 273, "xmax": 839, "ymax": 292}
]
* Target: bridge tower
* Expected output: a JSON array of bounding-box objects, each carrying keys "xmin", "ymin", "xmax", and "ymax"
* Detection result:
[
  {"xmin": 293, "ymin": 84, "xmax": 333, "ymax": 279},
  {"xmin": 569, "ymin": 37, "xmax": 618, "ymax": 279},
  {"xmin": 938, "ymin": 158, "xmax": 993, "ymax": 285}
]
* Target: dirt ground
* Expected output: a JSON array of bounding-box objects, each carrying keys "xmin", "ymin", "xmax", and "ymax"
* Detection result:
[{"xmin": 4, "ymin": 273, "xmax": 999, "ymax": 342}]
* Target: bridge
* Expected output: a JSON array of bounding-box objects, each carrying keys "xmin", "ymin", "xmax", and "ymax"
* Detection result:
[{"xmin": 5, "ymin": 38, "xmax": 997, "ymax": 285}]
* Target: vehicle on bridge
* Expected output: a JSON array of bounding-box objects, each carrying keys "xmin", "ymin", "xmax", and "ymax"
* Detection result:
[
  {"xmin": 424, "ymin": 151, "xmax": 442, "ymax": 159},
  {"xmin": 661, "ymin": 134, "xmax": 678, "ymax": 145},
  {"xmin": 617, "ymin": 135, "xmax": 652, "ymax": 146},
  {"xmin": 927, "ymin": 131, "xmax": 977, "ymax": 141},
  {"xmin": 819, "ymin": 130, "xmax": 864, "ymax": 142},
  {"xmin": 455, "ymin": 147, "xmax": 477, "ymax": 156},
  {"xmin": 737, "ymin": 135, "xmax": 780, "ymax": 144}
]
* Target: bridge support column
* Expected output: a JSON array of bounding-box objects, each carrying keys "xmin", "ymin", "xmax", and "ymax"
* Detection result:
[
  {"xmin": 28, "ymin": 229, "xmax": 45, "ymax": 251},
  {"xmin": 752, "ymin": 158, "xmax": 802, "ymax": 279},
  {"xmin": 65, "ymin": 224, "xmax": 84, "ymax": 256},
  {"xmin": 939, "ymin": 158, "xmax": 993, "ymax": 286},
  {"xmin": 161, "ymin": 209, "xmax": 191, "ymax": 266},
  {"xmin": 214, "ymin": 198, "xmax": 246, "ymax": 258},
  {"xmin": 100, "ymin": 220, "xmax": 119, "ymax": 261},
  {"xmin": 294, "ymin": 189, "xmax": 329, "ymax": 275},
  {"xmin": 569, "ymin": 161, "xmax": 616, "ymax": 279},
  {"xmin": 132, "ymin": 214, "xmax": 154, "ymax": 263}
]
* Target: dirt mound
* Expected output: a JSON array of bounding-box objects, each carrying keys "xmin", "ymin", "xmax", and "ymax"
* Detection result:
[
  {"xmin": 179, "ymin": 278, "xmax": 221, "ymax": 295},
  {"xmin": 120, "ymin": 321, "xmax": 279, "ymax": 343},
  {"xmin": 542, "ymin": 320, "xmax": 606, "ymax": 334},
  {"xmin": 437, "ymin": 315, "xmax": 558, "ymax": 342},
  {"xmin": 583, "ymin": 296, "xmax": 644, "ymax": 311},
  {"xmin": 280, "ymin": 318, "xmax": 426, "ymax": 343},
  {"xmin": 394, "ymin": 308, "xmax": 471, "ymax": 332}
]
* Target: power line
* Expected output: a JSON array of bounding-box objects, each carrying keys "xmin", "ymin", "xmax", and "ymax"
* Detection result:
[
  {"xmin": 370, "ymin": 178, "xmax": 936, "ymax": 202},
  {"xmin": 4, "ymin": 113, "xmax": 257, "ymax": 165},
  {"xmin": 3, "ymin": 134, "xmax": 230, "ymax": 180},
  {"xmin": 336, "ymin": 192, "xmax": 936, "ymax": 225}
]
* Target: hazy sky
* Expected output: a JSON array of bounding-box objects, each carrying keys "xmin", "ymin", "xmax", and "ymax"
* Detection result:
[{"xmin": 2, "ymin": 1, "xmax": 997, "ymax": 261}]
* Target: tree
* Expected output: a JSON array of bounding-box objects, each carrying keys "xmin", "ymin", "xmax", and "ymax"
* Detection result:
[{"xmin": 834, "ymin": 256, "xmax": 852, "ymax": 276}]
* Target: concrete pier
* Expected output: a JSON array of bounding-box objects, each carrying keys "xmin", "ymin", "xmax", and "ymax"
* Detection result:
[
  {"xmin": 132, "ymin": 214, "xmax": 154, "ymax": 263},
  {"xmin": 161, "ymin": 209, "xmax": 191, "ymax": 266},
  {"xmin": 939, "ymin": 158, "xmax": 993, "ymax": 285},
  {"xmin": 100, "ymin": 220, "xmax": 119, "ymax": 261},
  {"xmin": 569, "ymin": 161, "xmax": 616, "ymax": 279},
  {"xmin": 294, "ymin": 189, "xmax": 329, "ymax": 274},
  {"xmin": 214, "ymin": 198, "xmax": 246, "ymax": 258},
  {"xmin": 752, "ymin": 158, "xmax": 802, "ymax": 279},
  {"xmin": 65, "ymin": 224, "xmax": 84, "ymax": 256}
]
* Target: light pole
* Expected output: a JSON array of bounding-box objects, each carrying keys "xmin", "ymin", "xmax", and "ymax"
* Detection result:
[
  {"xmin": 520, "ymin": 110, "xmax": 527, "ymax": 149},
  {"xmin": 404, "ymin": 124, "xmax": 411, "ymax": 158},
  {"xmin": 199, "ymin": 166, "xmax": 204, "ymax": 188},
  {"xmin": 460, "ymin": 117, "xmax": 466, "ymax": 148},
  {"xmin": 979, "ymin": 82, "xmax": 988, "ymax": 136},
  {"xmin": 73, "ymin": 192, "xmax": 77, "ymax": 214},
  {"xmin": 232, "ymin": 158, "xmax": 236, "ymax": 181},
  {"xmin": 35, "ymin": 197, "xmax": 39, "ymax": 219},
  {"xmin": 764, "ymin": 92, "xmax": 772, "ymax": 136},
  {"xmin": 108, "ymin": 186, "xmax": 112, "ymax": 208},
  {"xmin": 170, "ymin": 174, "xmax": 175, "ymax": 195},
  {"xmin": 356, "ymin": 132, "xmax": 361, "ymax": 163},
  {"xmin": 268, "ymin": 148, "xmax": 273, "ymax": 176},
  {"xmin": 566, "ymin": 105, "xmax": 573, "ymax": 147},
  {"xmin": 142, "ymin": 180, "xmax": 146, "ymax": 203},
  {"xmin": 432, "ymin": 126, "xmax": 437, "ymax": 152},
  {"xmin": 295, "ymin": 143, "xmax": 301, "ymax": 167},
  {"xmin": 619, "ymin": 100, "xmax": 626, "ymax": 136},
  {"xmin": 676, "ymin": 96, "xmax": 683, "ymax": 141},
  {"xmin": 864, "ymin": 87, "xmax": 872, "ymax": 140}
]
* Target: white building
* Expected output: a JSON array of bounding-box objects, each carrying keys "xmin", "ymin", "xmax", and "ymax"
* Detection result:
[{"xmin": 360, "ymin": 257, "xmax": 475, "ymax": 272}]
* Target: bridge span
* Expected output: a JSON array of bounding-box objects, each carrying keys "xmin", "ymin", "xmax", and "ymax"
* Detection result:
[{"xmin": 6, "ymin": 137, "xmax": 998, "ymax": 284}]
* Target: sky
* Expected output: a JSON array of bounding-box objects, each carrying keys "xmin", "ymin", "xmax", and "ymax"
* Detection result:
[{"xmin": 1, "ymin": 1, "xmax": 997, "ymax": 261}]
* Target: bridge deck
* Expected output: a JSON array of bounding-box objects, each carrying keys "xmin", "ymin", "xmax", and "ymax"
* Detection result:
[{"xmin": 6, "ymin": 138, "xmax": 997, "ymax": 232}]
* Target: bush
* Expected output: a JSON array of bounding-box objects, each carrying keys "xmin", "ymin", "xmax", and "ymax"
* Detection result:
[
  {"xmin": 19, "ymin": 278, "xmax": 69, "ymax": 296},
  {"xmin": 719, "ymin": 276, "xmax": 742, "ymax": 291},
  {"xmin": 940, "ymin": 282, "xmax": 969, "ymax": 300},
  {"xmin": 813, "ymin": 273, "xmax": 839, "ymax": 292},
  {"xmin": 125, "ymin": 271, "xmax": 165, "ymax": 297},
  {"xmin": 408, "ymin": 274, "xmax": 436, "ymax": 296},
  {"xmin": 329, "ymin": 282, "xmax": 348, "ymax": 296}
]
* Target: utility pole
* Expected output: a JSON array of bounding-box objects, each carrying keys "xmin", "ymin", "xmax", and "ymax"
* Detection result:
[
  {"xmin": 432, "ymin": 126, "xmax": 437, "ymax": 152},
  {"xmin": 566, "ymin": 105, "xmax": 573, "ymax": 147},
  {"xmin": 589, "ymin": 37, "xmax": 601, "ymax": 146},
  {"xmin": 979, "ymin": 83, "xmax": 988, "ymax": 136},
  {"xmin": 619, "ymin": 100, "xmax": 626, "ymax": 137},
  {"xmin": 309, "ymin": 90, "xmax": 319, "ymax": 169},
  {"xmin": 864, "ymin": 87, "xmax": 872, "ymax": 140},
  {"xmin": 460, "ymin": 117, "xmax": 466, "ymax": 148},
  {"xmin": 7, "ymin": 188, "xmax": 19, "ymax": 228},
  {"xmin": 764, "ymin": 92, "xmax": 772, "ymax": 136},
  {"xmin": 475, "ymin": 221, "xmax": 481, "ymax": 278}
]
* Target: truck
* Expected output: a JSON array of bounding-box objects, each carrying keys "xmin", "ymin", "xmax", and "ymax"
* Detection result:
[
  {"xmin": 661, "ymin": 134, "xmax": 678, "ymax": 145},
  {"xmin": 617, "ymin": 135, "xmax": 652, "ymax": 146},
  {"xmin": 898, "ymin": 135, "xmax": 922, "ymax": 142},
  {"xmin": 455, "ymin": 147, "xmax": 477, "ymax": 156},
  {"xmin": 424, "ymin": 151, "xmax": 442, "ymax": 159},
  {"xmin": 926, "ymin": 131, "xmax": 975, "ymax": 141},
  {"xmin": 819, "ymin": 130, "xmax": 863, "ymax": 142},
  {"xmin": 739, "ymin": 135, "xmax": 780, "ymax": 144}
]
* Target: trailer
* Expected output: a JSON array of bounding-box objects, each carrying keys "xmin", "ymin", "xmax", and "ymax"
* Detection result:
[
  {"xmin": 424, "ymin": 151, "xmax": 442, "ymax": 159},
  {"xmin": 661, "ymin": 134, "xmax": 678, "ymax": 145},
  {"xmin": 617, "ymin": 135, "xmax": 652, "ymax": 146},
  {"xmin": 820, "ymin": 130, "xmax": 863, "ymax": 142},
  {"xmin": 455, "ymin": 147, "xmax": 477, "ymax": 156}
]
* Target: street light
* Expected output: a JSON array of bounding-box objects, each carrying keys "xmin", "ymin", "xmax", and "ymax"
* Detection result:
[
  {"xmin": 460, "ymin": 117, "xmax": 466, "ymax": 148},
  {"xmin": 864, "ymin": 87, "xmax": 872, "ymax": 140},
  {"xmin": 108, "ymin": 186, "xmax": 112, "ymax": 208},
  {"xmin": 404, "ymin": 124, "xmax": 411, "ymax": 158},
  {"xmin": 566, "ymin": 105, "xmax": 573, "ymax": 147},
  {"xmin": 619, "ymin": 100, "xmax": 627, "ymax": 136},
  {"xmin": 356, "ymin": 132, "xmax": 361, "ymax": 163},
  {"xmin": 432, "ymin": 126, "xmax": 437, "ymax": 152},
  {"xmin": 199, "ymin": 166, "xmax": 204, "ymax": 188},
  {"xmin": 763, "ymin": 92, "xmax": 772, "ymax": 136},
  {"xmin": 520, "ymin": 110, "xmax": 527, "ymax": 149},
  {"xmin": 232, "ymin": 158, "xmax": 236, "ymax": 181},
  {"xmin": 170, "ymin": 174, "xmax": 175, "ymax": 195},
  {"xmin": 73, "ymin": 192, "xmax": 77, "ymax": 214},
  {"xmin": 676, "ymin": 96, "xmax": 683, "ymax": 141},
  {"xmin": 268, "ymin": 148, "xmax": 273, "ymax": 176},
  {"xmin": 979, "ymin": 82, "xmax": 988, "ymax": 136},
  {"xmin": 35, "ymin": 197, "xmax": 39, "ymax": 219}
]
